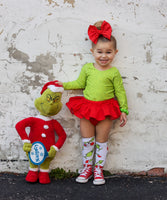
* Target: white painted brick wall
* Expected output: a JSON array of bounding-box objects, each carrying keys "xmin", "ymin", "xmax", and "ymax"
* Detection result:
[{"xmin": 0, "ymin": 0, "xmax": 167, "ymax": 173}]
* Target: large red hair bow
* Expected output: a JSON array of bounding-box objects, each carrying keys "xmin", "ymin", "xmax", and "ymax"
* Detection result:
[{"xmin": 88, "ymin": 21, "xmax": 112, "ymax": 44}]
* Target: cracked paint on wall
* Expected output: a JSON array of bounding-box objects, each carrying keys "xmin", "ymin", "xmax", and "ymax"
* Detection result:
[
  {"xmin": 64, "ymin": 0, "xmax": 75, "ymax": 8},
  {"xmin": 7, "ymin": 47, "xmax": 57, "ymax": 93},
  {"xmin": 144, "ymin": 40, "xmax": 153, "ymax": 63},
  {"xmin": 47, "ymin": 0, "xmax": 75, "ymax": 7}
]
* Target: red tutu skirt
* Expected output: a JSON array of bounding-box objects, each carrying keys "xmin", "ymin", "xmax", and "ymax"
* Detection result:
[{"xmin": 66, "ymin": 96, "xmax": 121, "ymax": 125}]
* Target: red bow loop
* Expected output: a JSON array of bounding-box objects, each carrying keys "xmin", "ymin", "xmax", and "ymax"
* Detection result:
[{"xmin": 88, "ymin": 21, "xmax": 112, "ymax": 44}]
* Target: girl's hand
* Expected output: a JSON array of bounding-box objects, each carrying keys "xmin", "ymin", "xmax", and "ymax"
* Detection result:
[
  {"xmin": 120, "ymin": 112, "xmax": 127, "ymax": 127},
  {"xmin": 56, "ymin": 81, "xmax": 63, "ymax": 86}
]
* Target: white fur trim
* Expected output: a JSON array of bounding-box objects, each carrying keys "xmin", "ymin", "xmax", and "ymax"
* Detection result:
[
  {"xmin": 29, "ymin": 167, "xmax": 38, "ymax": 172},
  {"xmin": 40, "ymin": 169, "xmax": 49, "ymax": 172},
  {"xmin": 48, "ymin": 85, "xmax": 64, "ymax": 93},
  {"xmin": 22, "ymin": 139, "xmax": 31, "ymax": 144},
  {"xmin": 52, "ymin": 145, "xmax": 59, "ymax": 152},
  {"xmin": 36, "ymin": 115, "xmax": 53, "ymax": 121}
]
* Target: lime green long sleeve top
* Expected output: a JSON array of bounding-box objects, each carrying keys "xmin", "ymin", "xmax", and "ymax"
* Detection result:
[{"xmin": 63, "ymin": 63, "xmax": 128, "ymax": 112}]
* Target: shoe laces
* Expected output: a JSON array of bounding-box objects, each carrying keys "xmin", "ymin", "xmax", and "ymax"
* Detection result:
[
  {"xmin": 94, "ymin": 165, "xmax": 103, "ymax": 177},
  {"xmin": 79, "ymin": 165, "xmax": 92, "ymax": 175}
]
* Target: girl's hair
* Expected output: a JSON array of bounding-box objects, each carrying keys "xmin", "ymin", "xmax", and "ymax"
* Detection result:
[{"xmin": 92, "ymin": 21, "xmax": 117, "ymax": 50}]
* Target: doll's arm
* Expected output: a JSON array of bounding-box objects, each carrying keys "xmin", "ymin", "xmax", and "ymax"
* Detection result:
[
  {"xmin": 48, "ymin": 146, "xmax": 57, "ymax": 158},
  {"xmin": 52, "ymin": 120, "xmax": 67, "ymax": 151},
  {"xmin": 23, "ymin": 143, "xmax": 32, "ymax": 153},
  {"xmin": 15, "ymin": 117, "xmax": 34, "ymax": 143}
]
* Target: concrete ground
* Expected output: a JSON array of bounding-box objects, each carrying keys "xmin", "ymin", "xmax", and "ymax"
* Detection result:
[{"xmin": 1, "ymin": 173, "xmax": 167, "ymax": 200}]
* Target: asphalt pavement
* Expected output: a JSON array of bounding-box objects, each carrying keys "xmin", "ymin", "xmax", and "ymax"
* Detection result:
[{"xmin": 1, "ymin": 172, "xmax": 167, "ymax": 200}]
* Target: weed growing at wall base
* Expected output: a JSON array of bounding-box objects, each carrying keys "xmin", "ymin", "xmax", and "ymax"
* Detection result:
[
  {"xmin": 49, "ymin": 167, "xmax": 112, "ymax": 180},
  {"xmin": 50, "ymin": 168, "xmax": 79, "ymax": 180}
]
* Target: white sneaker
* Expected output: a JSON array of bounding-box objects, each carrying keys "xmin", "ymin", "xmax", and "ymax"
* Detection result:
[
  {"xmin": 76, "ymin": 165, "xmax": 93, "ymax": 183},
  {"xmin": 93, "ymin": 165, "xmax": 105, "ymax": 185}
]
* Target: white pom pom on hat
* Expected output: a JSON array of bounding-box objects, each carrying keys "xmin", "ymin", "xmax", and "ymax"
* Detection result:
[{"xmin": 40, "ymin": 80, "xmax": 64, "ymax": 95}]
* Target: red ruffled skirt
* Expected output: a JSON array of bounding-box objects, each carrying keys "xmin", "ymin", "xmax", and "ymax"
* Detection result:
[{"xmin": 66, "ymin": 96, "xmax": 121, "ymax": 125}]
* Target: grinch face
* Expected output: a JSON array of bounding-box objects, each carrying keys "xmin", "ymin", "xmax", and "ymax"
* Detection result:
[{"xmin": 34, "ymin": 89, "xmax": 62, "ymax": 116}]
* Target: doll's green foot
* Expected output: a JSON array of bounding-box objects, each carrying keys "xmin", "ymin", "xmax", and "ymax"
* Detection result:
[
  {"xmin": 25, "ymin": 170, "xmax": 38, "ymax": 183},
  {"xmin": 39, "ymin": 172, "xmax": 51, "ymax": 184}
]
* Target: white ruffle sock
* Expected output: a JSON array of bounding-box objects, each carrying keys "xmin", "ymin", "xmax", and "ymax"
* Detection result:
[
  {"xmin": 95, "ymin": 141, "xmax": 108, "ymax": 167},
  {"xmin": 93, "ymin": 141, "xmax": 108, "ymax": 185},
  {"xmin": 76, "ymin": 137, "xmax": 95, "ymax": 183},
  {"xmin": 82, "ymin": 136, "xmax": 95, "ymax": 166}
]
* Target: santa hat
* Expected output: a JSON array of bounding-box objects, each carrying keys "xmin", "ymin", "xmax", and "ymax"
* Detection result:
[{"xmin": 40, "ymin": 80, "xmax": 64, "ymax": 95}]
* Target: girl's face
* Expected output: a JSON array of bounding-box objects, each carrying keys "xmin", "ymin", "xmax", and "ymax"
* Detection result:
[{"xmin": 91, "ymin": 40, "xmax": 118, "ymax": 69}]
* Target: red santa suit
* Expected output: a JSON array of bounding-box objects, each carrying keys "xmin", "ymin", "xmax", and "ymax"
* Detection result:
[{"xmin": 15, "ymin": 115, "xmax": 66, "ymax": 152}]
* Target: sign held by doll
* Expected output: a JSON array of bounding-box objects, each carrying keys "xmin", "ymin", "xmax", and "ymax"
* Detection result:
[{"xmin": 29, "ymin": 142, "xmax": 48, "ymax": 165}]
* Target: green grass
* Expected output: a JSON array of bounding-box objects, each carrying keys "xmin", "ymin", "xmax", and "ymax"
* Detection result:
[
  {"xmin": 50, "ymin": 167, "xmax": 112, "ymax": 180},
  {"xmin": 50, "ymin": 168, "xmax": 79, "ymax": 180}
]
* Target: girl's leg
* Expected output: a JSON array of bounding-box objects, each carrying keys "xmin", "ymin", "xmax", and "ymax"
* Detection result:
[
  {"xmin": 76, "ymin": 118, "xmax": 95, "ymax": 183},
  {"xmin": 80, "ymin": 118, "xmax": 96, "ymax": 165},
  {"xmin": 80, "ymin": 117, "xmax": 95, "ymax": 138},
  {"xmin": 95, "ymin": 117, "xmax": 113, "ymax": 143},
  {"xmin": 94, "ymin": 117, "xmax": 113, "ymax": 185}
]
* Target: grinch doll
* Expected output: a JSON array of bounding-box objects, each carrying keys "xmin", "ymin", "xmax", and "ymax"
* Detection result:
[{"xmin": 15, "ymin": 81, "xmax": 67, "ymax": 184}]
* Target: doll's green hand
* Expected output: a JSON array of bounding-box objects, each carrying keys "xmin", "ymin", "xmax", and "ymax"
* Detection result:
[
  {"xmin": 23, "ymin": 143, "xmax": 32, "ymax": 152},
  {"xmin": 48, "ymin": 146, "xmax": 57, "ymax": 158}
]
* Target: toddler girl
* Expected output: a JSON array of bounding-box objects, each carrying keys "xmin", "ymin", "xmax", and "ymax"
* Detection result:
[{"xmin": 58, "ymin": 20, "xmax": 128, "ymax": 185}]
